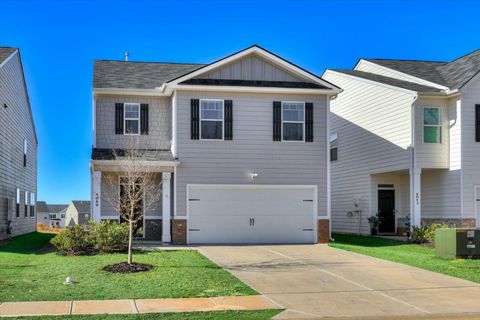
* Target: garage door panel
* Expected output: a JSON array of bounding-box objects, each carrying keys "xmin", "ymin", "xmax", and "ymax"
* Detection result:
[{"xmin": 188, "ymin": 185, "xmax": 316, "ymax": 244}]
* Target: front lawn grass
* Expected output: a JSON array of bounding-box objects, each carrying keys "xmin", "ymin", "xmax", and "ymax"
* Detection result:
[
  {"xmin": 0, "ymin": 233, "xmax": 256, "ymax": 302},
  {"xmin": 330, "ymin": 233, "xmax": 480, "ymax": 283},
  {"xmin": 6, "ymin": 310, "xmax": 282, "ymax": 320}
]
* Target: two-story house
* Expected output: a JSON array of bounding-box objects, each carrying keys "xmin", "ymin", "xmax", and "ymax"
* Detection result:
[
  {"xmin": 0, "ymin": 47, "xmax": 37, "ymax": 239},
  {"xmin": 37, "ymin": 202, "xmax": 68, "ymax": 228},
  {"xmin": 91, "ymin": 45, "xmax": 340, "ymax": 244},
  {"xmin": 323, "ymin": 49, "xmax": 480, "ymax": 235}
]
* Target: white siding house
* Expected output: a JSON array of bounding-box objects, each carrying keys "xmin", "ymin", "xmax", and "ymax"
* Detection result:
[{"xmin": 323, "ymin": 49, "xmax": 480, "ymax": 234}]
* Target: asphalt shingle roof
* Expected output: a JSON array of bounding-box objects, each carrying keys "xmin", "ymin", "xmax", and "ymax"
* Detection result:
[
  {"xmin": 363, "ymin": 49, "xmax": 480, "ymax": 89},
  {"xmin": 92, "ymin": 148, "xmax": 175, "ymax": 161},
  {"xmin": 93, "ymin": 60, "xmax": 205, "ymax": 89},
  {"xmin": 0, "ymin": 47, "xmax": 16, "ymax": 64},
  {"xmin": 330, "ymin": 69, "xmax": 443, "ymax": 93},
  {"xmin": 36, "ymin": 202, "xmax": 68, "ymax": 214},
  {"xmin": 72, "ymin": 201, "xmax": 90, "ymax": 213}
]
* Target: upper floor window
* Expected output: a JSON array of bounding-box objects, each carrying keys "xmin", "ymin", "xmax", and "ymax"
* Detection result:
[
  {"xmin": 200, "ymin": 100, "xmax": 224, "ymax": 140},
  {"xmin": 23, "ymin": 139, "xmax": 27, "ymax": 167},
  {"xmin": 124, "ymin": 103, "xmax": 140, "ymax": 135},
  {"xmin": 423, "ymin": 107, "xmax": 442, "ymax": 143},
  {"xmin": 282, "ymin": 102, "xmax": 304, "ymax": 141},
  {"xmin": 330, "ymin": 132, "xmax": 338, "ymax": 161}
]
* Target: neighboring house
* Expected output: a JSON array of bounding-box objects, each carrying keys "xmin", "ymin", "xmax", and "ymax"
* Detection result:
[
  {"xmin": 0, "ymin": 47, "xmax": 37, "ymax": 240},
  {"xmin": 91, "ymin": 45, "xmax": 340, "ymax": 244},
  {"xmin": 323, "ymin": 49, "xmax": 480, "ymax": 235},
  {"xmin": 36, "ymin": 201, "xmax": 68, "ymax": 228},
  {"xmin": 65, "ymin": 201, "xmax": 91, "ymax": 226}
]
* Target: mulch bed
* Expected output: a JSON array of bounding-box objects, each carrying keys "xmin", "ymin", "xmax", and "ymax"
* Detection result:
[{"xmin": 103, "ymin": 262, "xmax": 153, "ymax": 273}]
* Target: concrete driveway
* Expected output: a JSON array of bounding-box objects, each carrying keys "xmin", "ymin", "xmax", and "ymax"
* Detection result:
[{"xmin": 199, "ymin": 244, "xmax": 480, "ymax": 319}]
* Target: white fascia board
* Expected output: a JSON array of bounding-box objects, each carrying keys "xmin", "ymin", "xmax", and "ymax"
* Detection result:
[
  {"xmin": 324, "ymin": 70, "xmax": 419, "ymax": 95},
  {"xmin": 93, "ymin": 88, "xmax": 168, "ymax": 96},
  {"xmin": 164, "ymin": 46, "xmax": 340, "ymax": 90},
  {"xmin": 168, "ymin": 84, "xmax": 340, "ymax": 95},
  {"xmin": 356, "ymin": 59, "xmax": 449, "ymax": 90},
  {"xmin": 0, "ymin": 49, "xmax": 17, "ymax": 69}
]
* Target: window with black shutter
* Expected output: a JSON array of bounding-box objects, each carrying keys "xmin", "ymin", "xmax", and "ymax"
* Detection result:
[
  {"xmin": 273, "ymin": 101, "xmax": 282, "ymax": 141},
  {"xmin": 476, "ymin": 104, "xmax": 480, "ymax": 142},
  {"xmin": 224, "ymin": 100, "xmax": 233, "ymax": 140},
  {"xmin": 305, "ymin": 102, "xmax": 313, "ymax": 142},
  {"xmin": 140, "ymin": 104, "xmax": 149, "ymax": 135},
  {"xmin": 115, "ymin": 103, "xmax": 124, "ymax": 134},
  {"xmin": 191, "ymin": 99, "xmax": 200, "ymax": 140}
]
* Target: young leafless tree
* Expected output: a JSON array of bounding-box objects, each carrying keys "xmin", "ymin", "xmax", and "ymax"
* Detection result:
[{"xmin": 100, "ymin": 136, "xmax": 162, "ymax": 265}]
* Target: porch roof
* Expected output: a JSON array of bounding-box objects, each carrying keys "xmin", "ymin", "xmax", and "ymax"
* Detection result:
[{"xmin": 92, "ymin": 148, "xmax": 175, "ymax": 162}]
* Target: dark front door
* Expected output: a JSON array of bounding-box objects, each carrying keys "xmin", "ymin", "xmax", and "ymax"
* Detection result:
[
  {"xmin": 378, "ymin": 189, "xmax": 395, "ymax": 233},
  {"xmin": 119, "ymin": 184, "xmax": 144, "ymax": 238}
]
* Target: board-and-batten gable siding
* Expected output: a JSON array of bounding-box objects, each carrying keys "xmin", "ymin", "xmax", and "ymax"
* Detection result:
[
  {"xmin": 175, "ymin": 90, "xmax": 328, "ymax": 218},
  {"xmin": 355, "ymin": 60, "xmax": 444, "ymax": 89},
  {"xmin": 459, "ymin": 77, "xmax": 480, "ymax": 219},
  {"xmin": 100, "ymin": 172, "xmax": 162, "ymax": 218},
  {"xmin": 194, "ymin": 54, "xmax": 305, "ymax": 82},
  {"xmin": 95, "ymin": 95, "xmax": 172, "ymax": 150},
  {"xmin": 414, "ymin": 97, "xmax": 449, "ymax": 169},
  {"xmin": 0, "ymin": 51, "xmax": 36, "ymax": 238},
  {"xmin": 322, "ymin": 71, "xmax": 414, "ymax": 234}
]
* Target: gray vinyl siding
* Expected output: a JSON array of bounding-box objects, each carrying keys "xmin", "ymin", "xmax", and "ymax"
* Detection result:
[
  {"xmin": 195, "ymin": 54, "xmax": 304, "ymax": 82},
  {"xmin": 0, "ymin": 51, "xmax": 37, "ymax": 239},
  {"xmin": 95, "ymin": 95, "xmax": 172, "ymax": 149},
  {"xmin": 175, "ymin": 90, "xmax": 328, "ymax": 218},
  {"xmin": 323, "ymin": 70, "xmax": 414, "ymax": 234},
  {"xmin": 460, "ymin": 77, "xmax": 480, "ymax": 220}
]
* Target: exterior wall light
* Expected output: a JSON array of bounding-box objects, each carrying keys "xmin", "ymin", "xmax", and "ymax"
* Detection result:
[{"xmin": 249, "ymin": 172, "xmax": 258, "ymax": 181}]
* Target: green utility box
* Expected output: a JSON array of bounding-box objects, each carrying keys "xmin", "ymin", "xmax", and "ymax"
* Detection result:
[{"xmin": 435, "ymin": 228, "xmax": 480, "ymax": 259}]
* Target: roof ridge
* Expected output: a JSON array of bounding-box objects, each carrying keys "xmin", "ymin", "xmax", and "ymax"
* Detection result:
[
  {"xmin": 445, "ymin": 48, "xmax": 480, "ymax": 64},
  {"xmin": 365, "ymin": 58, "xmax": 446, "ymax": 64},
  {"xmin": 94, "ymin": 59, "xmax": 205, "ymax": 65}
]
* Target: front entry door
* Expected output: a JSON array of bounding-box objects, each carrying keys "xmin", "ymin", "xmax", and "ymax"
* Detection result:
[{"xmin": 378, "ymin": 189, "xmax": 395, "ymax": 233}]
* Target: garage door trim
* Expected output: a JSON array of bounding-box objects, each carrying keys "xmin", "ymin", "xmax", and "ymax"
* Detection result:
[{"xmin": 186, "ymin": 184, "xmax": 318, "ymax": 244}]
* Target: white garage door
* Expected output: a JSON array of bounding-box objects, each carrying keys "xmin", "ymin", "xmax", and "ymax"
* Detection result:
[{"xmin": 187, "ymin": 184, "xmax": 317, "ymax": 244}]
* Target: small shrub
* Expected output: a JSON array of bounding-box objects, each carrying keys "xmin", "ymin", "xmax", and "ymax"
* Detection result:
[
  {"xmin": 87, "ymin": 220, "xmax": 129, "ymax": 252},
  {"xmin": 50, "ymin": 225, "xmax": 90, "ymax": 255},
  {"xmin": 411, "ymin": 223, "xmax": 448, "ymax": 244}
]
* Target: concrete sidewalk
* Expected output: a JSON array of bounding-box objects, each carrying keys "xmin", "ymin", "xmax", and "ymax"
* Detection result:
[{"xmin": 0, "ymin": 295, "xmax": 280, "ymax": 317}]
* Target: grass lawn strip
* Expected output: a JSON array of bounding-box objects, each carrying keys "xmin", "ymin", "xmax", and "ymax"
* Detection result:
[
  {"xmin": 0, "ymin": 233, "xmax": 256, "ymax": 302},
  {"xmin": 2, "ymin": 310, "xmax": 282, "ymax": 320},
  {"xmin": 330, "ymin": 233, "xmax": 480, "ymax": 284}
]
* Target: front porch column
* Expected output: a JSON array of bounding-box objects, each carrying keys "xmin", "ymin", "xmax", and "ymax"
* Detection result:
[
  {"xmin": 410, "ymin": 168, "xmax": 422, "ymax": 228},
  {"xmin": 162, "ymin": 172, "xmax": 171, "ymax": 243},
  {"xmin": 92, "ymin": 171, "xmax": 101, "ymax": 222}
]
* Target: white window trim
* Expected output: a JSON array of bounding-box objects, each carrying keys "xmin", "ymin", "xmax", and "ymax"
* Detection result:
[
  {"xmin": 330, "ymin": 132, "xmax": 338, "ymax": 162},
  {"xmin": 118, "ymin": 175, "xmax": 146, "ymax": 238},
  {"xmin": 281, "ymin": 101, "xmax": 305, "ymax": 142},
  {"xmin": 422, "ymin": 106, "xmax": 442, "ymax": 144},
  {"xmin": 24, "ymin": 139, "xmax": 27, "ymax": 155},
  {"xmin": 123, "ymin": 102, "xmax": 141, "ymax": 136},
  {"xmin": 199, "ymin": 99, "xmax": 224, "ymax": 141}
]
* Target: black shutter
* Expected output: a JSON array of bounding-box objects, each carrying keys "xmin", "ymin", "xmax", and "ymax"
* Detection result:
[
  {"xmin": 140, "ymin": 104, "xmax": 149, "ymax": 135},
  {"xmin": 305, "ymin": 102, "xmax": 314, "ymax": 142},
  {"xmin": 273, "ymin": 101, "xmax": 281, "ymax": 141},
  {"xmin": 115, "ymin": 103, "xmax": 124, "ymax": 134},
  {"xmin": 191, "ymin": 99, "xmax": 200, "ymax": 140},
  {"xmin": 476, "ymin": 104, "xmax": 480, "ymax": 142},
  {"xmin": 224, "ymin": 100, "xmax": 233, "ymax": 140}
]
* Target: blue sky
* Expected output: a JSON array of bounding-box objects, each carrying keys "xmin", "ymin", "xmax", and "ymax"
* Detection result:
[{"xmin": 0, "ymin": 0, "xmax": 479, "ymax": 204}]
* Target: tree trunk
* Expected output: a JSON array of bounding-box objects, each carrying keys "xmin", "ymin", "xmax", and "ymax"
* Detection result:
[{"xmin": 128, "ymin": 218, "xmax": 133, "ymax": 264}]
